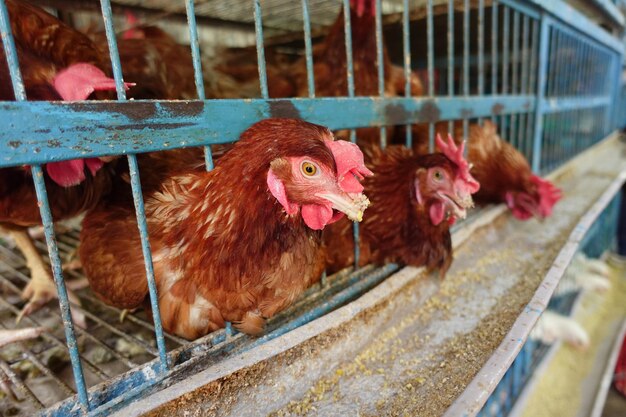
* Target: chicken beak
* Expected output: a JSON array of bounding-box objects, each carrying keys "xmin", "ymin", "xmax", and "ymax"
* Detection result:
[
  {"xmin": 439, "ymin": 191, "xmax": 474, "ymax": 220},
  {"xmin": 315, "ymin": 191, "xmax": 370, "ymax": 222}
]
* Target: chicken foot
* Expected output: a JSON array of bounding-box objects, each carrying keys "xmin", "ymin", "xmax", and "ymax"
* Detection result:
[{"xmin": 10, "ymin": 230, "xmax": 86, "ymax": 328}]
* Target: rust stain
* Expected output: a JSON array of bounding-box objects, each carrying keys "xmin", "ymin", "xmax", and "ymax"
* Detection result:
[
  {"xmin": 384, "ymin": 103, "xmax": 412, "ymax": 125},
  {"xmin": 492, "ymin": 103, "xmax": 505, "ymax": 115},
  {"xmin": 161, "ymin": 101, "xmax": 205, "ymax": 117},
  {"xmin": 460, "ymin": 109, "xmax": 473, "ymax": 119},
  {"xmin": 8, "ymin": 141, "xmax": 21, "ymax": 149},
  {"xmin": 69, "ymin": 101, "xmax": 158, "ymax": 121},
  {"xmin": 417, "ymin": 100, "xmax": 441, "ymax": 123},
  {"xmin": 268, "ymin": 100, "xmax": 301, "ymax": 119}
]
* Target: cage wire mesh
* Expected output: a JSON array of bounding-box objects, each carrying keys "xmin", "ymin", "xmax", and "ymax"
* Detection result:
[
  {"xmin": 0, "ymin": 0, "xmax": 623, "ymax": 415},
  {"xmin": 477, "ymin": 192, "xmax": 623, "ymax": 417}
]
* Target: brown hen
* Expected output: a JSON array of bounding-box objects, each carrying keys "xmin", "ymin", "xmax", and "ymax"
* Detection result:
[
  {"xmin": 410, "ymin": 121, "xmax": 562, "ymax": 220},
  {"xmin": 79, "ymin": 119, "xmax": 372, "ymax": 339},
  {"xmin": 0, "ymin": 0, "xmax": 129, "ymax": 322},
  {"xmin": 325, "ymin": 135, "xmax": 479, "ymax": 278}
]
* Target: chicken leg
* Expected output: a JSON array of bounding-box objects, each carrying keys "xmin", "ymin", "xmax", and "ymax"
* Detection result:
[{"xmin": 10, "ymin": 230, "xmax": 86, "ymax": 327}]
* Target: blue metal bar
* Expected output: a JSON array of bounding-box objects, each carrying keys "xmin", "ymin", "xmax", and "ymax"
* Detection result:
[
  {"xmin": 0, "ymin": 0, "xmax": 90, "ymax": 410},
  {"xmin": 525, "ymin": 0, "xmax": 623, "ymax": 52},
  {"xmin": 402, "ymin": 0, "xmax": 412, "ymax": 148},
  {"xmin": 253, "ymin": 0, "xmax": 269, "ymax": 99},
  {"xmin": 375, "ymin": 0, "xmax": 386, "ymax": 149},
  {"xmin": 0, "ymin": 1, "xmax": 24, "ymax": 100},
  {"xmin": 301, "ymin": 0, "xmax": 315, "ymax": 98},
  {"xmin": 184, "ymin": 0, "xmax": 214, "ymax": 171},
  {"xmin": 462, "ymin": 0, "xmax": 469, "ymax": 146},
  {"xmin": 341, "ymin": 0, "xmax": 359, "ymax": 266},
  {"xmin": 0, "ymin": 96, "xmax": 540, "ymax": 167},
  {"xmin": 532, "ymin": 16, "xmax": 551, "ymax": 173},
  {"xmin": 491, "ymin": 1, "xmax": 498, "ymax": 124},
  {"xmin": 99, "ymin": 0, "xmax": 126, "ymax": 100},
  {"xmin": 463, "ymin": 0, "xmax": 469, "ymax": 97},
  {"xmin": 478, "ymin": 0, "xmax": 485, "ymax": 97},
  {"xmin": 99, "ymin": 0, "xmax": 169, "ymax": 371},
  {"xmin": 448, "ymin": 0, "xmax": 454, "ymax": 132},
  {"xmin": 502, "ymin": 6, "xmax": 510, "ymax": 95},
  {"xmin": 499, "ymin": 0, "xmax": 541, "ymax": 20},
  {"xmin": 518, "ymin": 15, "xmax": 530, "ymax": 155},
  {"xmin": 428, "ymin": 0, "xmax": 435, "ymax": 152},
  {"xmin": 342, "ymin": 0, "xmax": 356, "ymax": 97},
  {"xmin": 541, "ymin": 96, "xmax": 613, "ymax": 113},
  {"xmin": 33, "ymin": 167, "xmax": 91, "ymax": 410},
  {"xmin": 529, "ymin": 18, "xmax": 539, "ymax": 94},
  {"xmin": 185, "ymin": 0, "xmax": 205, "ymax": 100},
  {"xmin": 521, "ymin": 16, "xmax": 530, "ymax": 95},
  {"xmin": 510, "ymin": 10, "xmax": 519, "ymax": 146}
]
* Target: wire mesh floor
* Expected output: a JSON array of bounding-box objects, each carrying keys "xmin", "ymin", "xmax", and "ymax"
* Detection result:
[{"xmin": 0, "ymin": 226, "xmax": 399, "ymax": 416}]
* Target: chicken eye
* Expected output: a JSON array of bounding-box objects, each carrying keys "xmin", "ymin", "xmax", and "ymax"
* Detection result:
[
  {"xmin": 433, "ymin": 170, "xmax": 443, "ymax": 181},
  {"xmin": 301, "ymin": 161, "xmax": 318, "ymax": 177}
]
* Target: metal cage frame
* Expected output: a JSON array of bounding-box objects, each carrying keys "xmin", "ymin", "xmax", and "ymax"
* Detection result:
[{"xmin": 0, "ymin": 0, "xmax": 624, "ymax": 415}]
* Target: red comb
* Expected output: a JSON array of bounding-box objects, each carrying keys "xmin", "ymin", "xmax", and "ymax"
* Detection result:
[
  {"xmin": 436, "ymin": 133, "xmax": 480, "ymax": 193},
  {"xmin": 350, "ymin": 0, "xmax": 375, "ymax": 17},
  {"xmin": 326, "ymin": 140, "xmax": 373, "ymax": 194},
  {"xmin": 530, "ymin": 175, "xmax": 562, "ymax": 218},
  {"xmin": 123, "ymin": 11, "xmax": 144, "ymax": 40},
  {"xmin": 53, "ymin": 63, "xmax": 135, "ymax": 101}
]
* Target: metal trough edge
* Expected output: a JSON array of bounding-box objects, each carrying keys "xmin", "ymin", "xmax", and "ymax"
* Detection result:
[
  {"xmin": 443, "ymin": 134, "xmax": 626, "ymax": 417},
  {"xmin": 117, "ymin": 133, "xmax": 624, "ymax": 416}
]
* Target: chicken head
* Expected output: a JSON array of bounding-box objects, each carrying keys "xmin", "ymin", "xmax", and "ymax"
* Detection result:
[
  {"xmin": 505, "ymin": 175, "xmax": 562, "ymax": 220},
  {"xmin": 43, "ymin": 63, "xmax": 134, "ymax": 187},
  {"xmin": 414, "ymin": 134, "xmax": 479, "ymax": 226},
  {"xmin": 267, "ymin": 139, "xmax": 372, "ymax": 230}
]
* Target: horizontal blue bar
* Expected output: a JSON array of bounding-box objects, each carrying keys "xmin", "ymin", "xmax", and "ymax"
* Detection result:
[
  {"xmin": 587, "ymin": 0, "xmax": 625, "ymax": 26},
  {"xmin": 499, "ymin": 0, "xmax": 541, "ymax": 20},
  {"xmin": 0, "ymin": 96, "xmax": 535, "ymax": 167},
  {"xmin": 540, "ymin": 95, "xmax": 612, "ymax": 113},
  {"xmin": 528, "ymin": 0, "xmax": 623, "ymax": 51}
]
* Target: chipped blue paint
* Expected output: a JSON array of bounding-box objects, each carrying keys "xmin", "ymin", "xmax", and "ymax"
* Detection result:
[
  {"xmin": 0, "ymin": 0, "xmax": 90, "ymax": 410},
  {"xmin": 253, "ymin": 0, "xmax": 269, "ymax": 99},
  {"xmin": 301, "ymin": 0, "xmax": 315, "ymax": 98},
  {"xmin": 402, "ymin": 0, "xmax": 412, "ymax": 148},
  {"xmin": 99, "ymin": 0, "xmax": 170, "ymax": 372}
]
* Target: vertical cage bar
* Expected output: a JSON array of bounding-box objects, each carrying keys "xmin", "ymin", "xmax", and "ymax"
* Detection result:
[
  {"xmin": 491, "ymin": 1, "xmax": 498, "ymax": 123},
  {"xmin": 375, "ymin": 0, "xmax": 387, "ymax": 148},
  {"xmin": 427, "ymin": 0, "xmax": 435, "ymax": 151},
  {"xmin": 448, "ymin": 0, "xmax": 455, "ymax": 132},
  {"xmin": 99, "ymin": 0, "xmax": 169, "ymax": 370},
  {"xmin": 529, "ymin": 18, "xmax": 538, "ymax": 94},
  {"xmin": 462, "ymin": 0, "xmax": 469, "ymax": 144},
  {"xmin": 502, "ymin": 6, "xmax": 510, "ymax": 95},
  {"xmin": 532, "ymin": 17, "xmax": 550, "ymax": 173},
  {"xmin": 185, "ymin": 0, "xmax": 214, "ymax": 171},
  {"xmin": 518, "ymin": 15, "xmax": 529, "ymax": 155},
  {"xmin": 253, "ymin": 0, "xmax": 269, "ymax": 99},
  {"xmin": 403, "ymin": 0, "xmax": 412, "ymax": 148},
  {"xmin": 521, "ymin": 15, "xmax": 529, "ymax": 94},
  {"xmin": 478, "ymin": 0, "xmax": 485, "ymax": 97},
  {"xmin": 343, "ymin": 0, "xmax": 356, "ymax": 97},
  {"xmin": 0, "ymin": 0, "xmax": 91, "ymax": 409},
  {"xmin": 572, "ymin": 37, "xmax": 580, "ymax": 97},
  {"xmin": 342, "ymin": 0, "xmax": 359, "ymax": 267},
  {"xmin": 510, "ymin": 10, "xmax": 519, "ymax": 147},
  {"xmin": 526, "ymin": 19, "xmax": 537, "ymax": 163},
  {"xmin": 581, "ymin": 40, "xmax": 589, "ymax": 97},
  {"xmin": 301, "ymin": 0, "xmax": 315, "ymax": 98}
]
